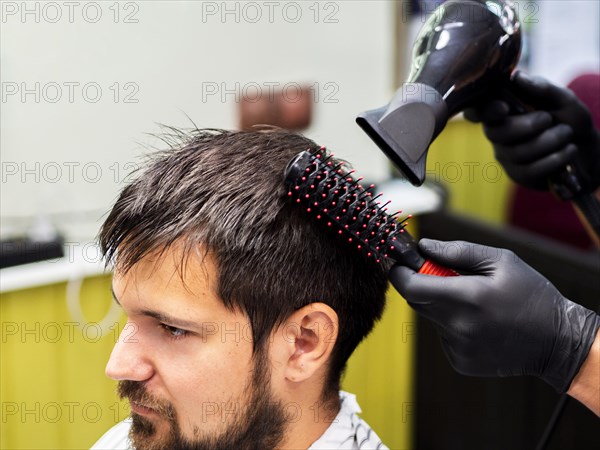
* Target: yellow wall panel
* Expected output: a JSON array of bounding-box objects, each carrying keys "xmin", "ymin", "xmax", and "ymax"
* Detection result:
[
  {"xmin": 1, "ymin": 276, "xmax": 127, "ymax": 450},
  {"xmin": 427, "ymin": 119, "xmax": 513, "ymax": 224}
]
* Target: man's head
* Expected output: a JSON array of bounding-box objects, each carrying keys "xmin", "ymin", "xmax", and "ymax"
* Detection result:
[{"xmin": 100, "ymin": 128, "xmax": 389, "ymax": 449}]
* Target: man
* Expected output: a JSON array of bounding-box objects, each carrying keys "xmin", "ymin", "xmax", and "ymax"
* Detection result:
[{"xmin": 92, "ymin": 128, "xmax": 390, "ymax": 449}]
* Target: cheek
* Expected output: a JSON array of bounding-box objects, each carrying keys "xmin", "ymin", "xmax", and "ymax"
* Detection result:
[{"xmin": 158, "ymin": 335, "xmax": 256, "ymax": 426}]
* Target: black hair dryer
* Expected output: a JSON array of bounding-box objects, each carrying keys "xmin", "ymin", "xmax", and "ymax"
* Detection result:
[{"xmin": 357, "ymin": 0, "xmax": 521, "ymax": 186}]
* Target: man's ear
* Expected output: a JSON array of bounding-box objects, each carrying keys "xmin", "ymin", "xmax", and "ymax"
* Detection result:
[{"xmin": 278, "ymin": 303, "xmax": 339, "ymax": 383}]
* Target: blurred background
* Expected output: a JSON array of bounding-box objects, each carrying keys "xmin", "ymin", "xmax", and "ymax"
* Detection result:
[{"xmin": 1, "ymin": 1, "xmax": 598, "ymax": 449}]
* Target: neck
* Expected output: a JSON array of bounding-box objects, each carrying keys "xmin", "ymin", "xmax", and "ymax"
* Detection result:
[{"xmin": 276, "ymin": 385, "xmax": 340, "ymax": 449}]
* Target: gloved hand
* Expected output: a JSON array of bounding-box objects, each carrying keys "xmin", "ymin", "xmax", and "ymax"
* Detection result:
[
  {"xmin": 464, "ymin": 71, "xmax": 600, "ymax": 195},
  {"xmin": 389, "ymin": 238, "xmax": 600, "ymax": 393}
]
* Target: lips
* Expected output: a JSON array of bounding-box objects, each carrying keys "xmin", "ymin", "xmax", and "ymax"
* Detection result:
[{"xmin": 130, "ymin": 401, "xmax": 158, "ymax": 416}]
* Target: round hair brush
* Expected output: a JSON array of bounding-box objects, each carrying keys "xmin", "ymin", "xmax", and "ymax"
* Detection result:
[{"xmin": 284, "ymin": 149, "xmax": 457, "ymax": 276}]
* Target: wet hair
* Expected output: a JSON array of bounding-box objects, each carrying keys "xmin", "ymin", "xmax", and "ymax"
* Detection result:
[{"xmin": 99, "ymin": 128, "xmax": 389, "ymax": 396}]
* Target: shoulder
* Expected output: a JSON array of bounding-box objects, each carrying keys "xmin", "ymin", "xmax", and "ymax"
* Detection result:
[{"xmin": 90, "ymin": 418, "xmax": 133, "ymax": 450}]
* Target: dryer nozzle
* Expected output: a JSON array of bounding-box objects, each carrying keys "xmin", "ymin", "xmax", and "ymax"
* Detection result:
[{"xmin": 358, "ymin": 0, "xmax": 521, "ymax": 185}]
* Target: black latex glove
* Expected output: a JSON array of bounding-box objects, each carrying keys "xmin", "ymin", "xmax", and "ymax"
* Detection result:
[
  {"xmin": 389, "ymin": 238, "xmax": 600, "ymax": 393},
  {"xmin": 464, "ymin": 71, "xmax": 600, "ymax": 195}
]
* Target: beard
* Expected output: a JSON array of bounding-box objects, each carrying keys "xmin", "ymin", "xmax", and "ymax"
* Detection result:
[{"xmin": 117, "ymin": 349, "xmax": 288, "ymax": 450}]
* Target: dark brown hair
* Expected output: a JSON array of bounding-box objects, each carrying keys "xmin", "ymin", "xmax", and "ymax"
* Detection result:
[{"xmin": 99, "ymin": 128, "xmax": 389, "ymax": 396}]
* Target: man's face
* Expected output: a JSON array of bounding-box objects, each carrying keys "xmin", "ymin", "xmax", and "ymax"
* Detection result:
[{"xmin": 106, "ymin": 248, "xmax": 287, "ymax": 449}]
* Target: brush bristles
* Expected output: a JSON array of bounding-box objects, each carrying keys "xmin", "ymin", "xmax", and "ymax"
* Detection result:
[{"xmin": 284, "ymin": 149, "xmax": 413, "ymax": 263}]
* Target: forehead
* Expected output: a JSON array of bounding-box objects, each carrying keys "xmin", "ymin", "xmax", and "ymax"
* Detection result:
[{"xmin": 111, "ymin": 245, "xmax": 225, "ymax": 318}]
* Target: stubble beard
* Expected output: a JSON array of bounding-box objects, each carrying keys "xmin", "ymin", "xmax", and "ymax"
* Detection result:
[{"xmin": 117, "ymin": 349, "xmax": 288, "ymax": 450}]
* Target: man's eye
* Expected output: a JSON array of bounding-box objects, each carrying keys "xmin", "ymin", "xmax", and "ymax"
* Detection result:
[{"xmin": 160, "ymin": 324, "xmax": 188, "ymax": 340}]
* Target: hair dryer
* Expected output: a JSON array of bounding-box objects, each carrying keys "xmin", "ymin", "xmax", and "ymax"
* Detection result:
[{"xmin": 357, "ymin": 0, "xmax": 521, "ymax": 186}]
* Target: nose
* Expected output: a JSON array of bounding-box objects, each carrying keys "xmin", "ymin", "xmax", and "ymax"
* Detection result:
[{"xmin": 105, "ymin": 321, "xmax": 154, "ymax": 381}]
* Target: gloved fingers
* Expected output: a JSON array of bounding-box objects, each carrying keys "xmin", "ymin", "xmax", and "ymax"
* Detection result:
[
  {"xmin": 388, "ymin": 264, "xmax": 468, "ymax": 307},
  {"xmin": 493, "ymin": 124, "xmax": 574, "ymax": 164},
  {"xmin": 503, "ymin": 144, "xmax": 578, "ymax": 187},
  {"xmin": 463, "ymin": 100, "xmax": 510, "ymax": 124},
  {"xmin": 509, "ymin": 71, "xmax": 574, "ymax": 110},
  {"xmin": 417, "ymin": 238, "xmax": 503, "ymax": 274},
  {"xmin": 482, "ymin": 111, "xmax": 554, "ymax": 145}
]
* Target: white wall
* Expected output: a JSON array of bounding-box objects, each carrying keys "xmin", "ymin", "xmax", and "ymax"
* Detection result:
[
  {"xmin": 1, "ymin": 1, "xmax": 394, "ymax": 240},
  {"xmin": 529, "ymin": 0, "xmax": 600, "ymax": 86}
]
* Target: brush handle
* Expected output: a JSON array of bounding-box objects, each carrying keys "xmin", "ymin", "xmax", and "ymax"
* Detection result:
[
  {"xmin": 388, "ymin": 235, "xmax": 458, "ymax": 276},
  {"xmin": 418, "ymin": 259, "xmax": 458, "ymax": 277}
]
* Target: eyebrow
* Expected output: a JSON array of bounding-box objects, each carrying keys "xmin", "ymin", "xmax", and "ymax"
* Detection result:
[{"xmin": 111, "ymin": 286, "xmax": 201, "ymax": 330}]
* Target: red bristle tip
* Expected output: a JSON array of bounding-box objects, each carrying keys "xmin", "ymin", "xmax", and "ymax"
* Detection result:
[
  {"xmin": 348, "ymin": 238, "xmax": 353, "ymax": 242},
  {"xmin": 294, "ymin": 186, "xmax": 299, "ymax": 190},
  {"xmin": 370, "ymin": 184, "xmax": 375, "ymax": 188},
  {"xmin": 305, "ymin": 194, "xmax": 309, "ymax": 198},
  {"xmin": 380, "ymin": 240, "xmax": 385, "ymax": 244},
  {"xmin": 376, "ymin": 259, "xmax": 381, "ymax": 263},
  {"xmin": 327, "ymin": 222, "xmax": 332, "ymax": 226},
  {"xmin": 320, "ymin": 146, "xmax": 326, "ymax": 150},
  {"xmin": 384, "ymin": 254, "xmax": 388, "ymax": 258},
  {"xmin": 305, "ymin": 168, "xmax": 310, "ymax": 172},
  {"xmin": 296, "ymin": 199, "xmax": 301, "ymax": 203},
  {"xmin": 367, "ymin": 252, "xmax": 372, "ymax": 257},
  {"xmin": 288, "ymin": 192, "xmax": 292, "ymax": 196},
  {"xmin": 408, "ymin": 214, "xmax": 413, "ymax": 218},
  {"xmin": 400, "ymin": 229, "xmax": 405, "ymax": 233},
  {"xmin": 316, "ymin": 154, "xmax": 322, "ymax": 159},
  {"xmin": 357, "ymin": 245, "xmax": 362, "ymax": 249},
  {"xmin": 338, "ymin": 230, "xmax": 343, "ymax": 234},
  {"xmin": 307, "ymin": 208, "xmax": 311, "ymax": 212},
  {"xmin": 316, "ymin": 215, "xmax": 321, "ymax": 219},
  {"xmin": 302, "ymin": 176, "xmax": 306, "ymax": 181}
]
